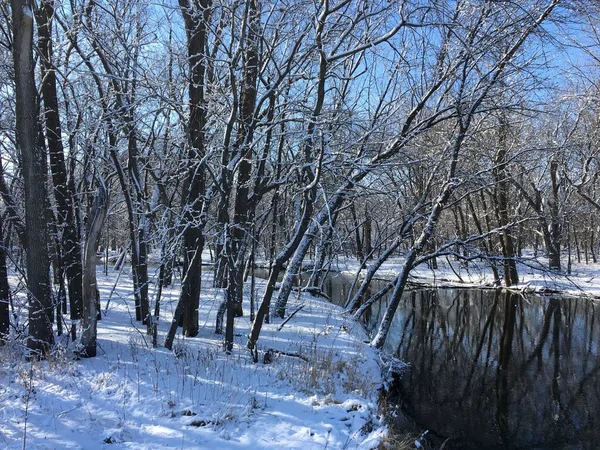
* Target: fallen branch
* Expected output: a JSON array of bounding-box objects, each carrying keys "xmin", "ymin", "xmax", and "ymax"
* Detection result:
[
  {"xmin": 264, "ymin": 348, "xmax": 309, "ymax": 363},
  {"xmin": 445, "ymin": 256, "xmax": 464, "ymax": 283},
  {"xmin": 277, "ymin": 305, "xmax": 304, "ymax": 331}
]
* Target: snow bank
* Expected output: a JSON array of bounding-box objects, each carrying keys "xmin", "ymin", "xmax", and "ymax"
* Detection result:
[
  {"xmin": 0, "ymin": 268, "xmax": 384, "ymax": 449},
  {"xmin": 336, "ymin": 252, "xmax": 600, "ymax": 299}
]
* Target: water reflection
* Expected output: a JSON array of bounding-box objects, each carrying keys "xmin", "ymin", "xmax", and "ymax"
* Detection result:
[
  {"xmin": 254, "ymin": 268, "xmax": 600, "ymax": 448},
  {"xmin": 387, "ymin": 289, "xmax": 600, "ymax": 449}
]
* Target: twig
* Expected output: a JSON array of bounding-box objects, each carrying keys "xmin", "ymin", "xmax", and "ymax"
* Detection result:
[
  {"xmin": 445, "ymin": 256, "xmax": 464, "ymax": 283},
  {"xmin": 22, "ymin": 364, "xmax": 34, "ymax": 450},
  {"xmin": 277, "ymin": 305, "xmax": 304, "ymax": 331}
]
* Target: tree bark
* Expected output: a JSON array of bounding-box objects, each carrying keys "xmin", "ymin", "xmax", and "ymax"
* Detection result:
[
  {"xmin": 546, "ymin": 159, "xmax": 561, "ymax": 270},
  {"xmin": 0, "ymin": 216, "xmax": 10, "ymax": 343},
  {"xmin": 179, "ymin": 0, "xmax": 211, "ymax": 337},
  {"xmin": 493, "ymin": 118, "xmax": 519, "ymax": 286},
  {"xmin": 79, "ymin": 0, "xmax": 150, "ymax": 325},
  {"xmin": 467, "ymin": 194, "xmax": 500, "ymax": 285},
  {"xmin": 350, "ymin": 203, "xmax": 364, "ymax": 262},
  {"xmin": 247, "ymin": 183, "xmax": 318, "ymax": 349},
  {"xmin": 225, "ymin": 0, "xmax": 260, "ymax": 351},
  {"xmin": 12, "ymin": 0, "xmax": 54, "ymax": 357},
  {"xmin": 346, "ymin": 234, "xmax": 403, "ymax": 313},
  {"xmin": 35, "ymin": 0, "xmax": 84, "ymax": 334},
  {"xmin": 81, "ymin": 182, "xmax": 108, "ymax": 357},
  {"xmin": 371, "ymin": 176, "xmax": 458, "ymax": 349}
]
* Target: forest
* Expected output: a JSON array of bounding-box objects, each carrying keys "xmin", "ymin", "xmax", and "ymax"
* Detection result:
[
  {"xmin": 3, "ymin": 0, "xmax": 600, "ymax": 448},
  {"xmin": 3, "ymin": 0, "xmax": 600, "ymax": 355}
]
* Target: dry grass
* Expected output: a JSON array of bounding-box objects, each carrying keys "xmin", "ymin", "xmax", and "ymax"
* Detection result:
[{"xmin": 378, "ymin": 431, "xmax": 422, "ymax": 450}]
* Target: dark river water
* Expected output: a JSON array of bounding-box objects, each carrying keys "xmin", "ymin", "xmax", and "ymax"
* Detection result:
[{"xmin": 264, "ymin": 269, "xmax": 600, "ymax": 449}]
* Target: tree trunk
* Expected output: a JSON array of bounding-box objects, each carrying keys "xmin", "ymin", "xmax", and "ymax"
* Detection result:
[
  {"xmin": 274, "ymin": 187, "xmax": 348, "ymax": 318},
  {"xmin": 0, "ymin": 216, "xmax": 10, "ymax": 343},
  {"xmin": 213, "ymin": 175, "xmax": 231, "ymax": 289},
  {"xmin": 350, "ymin": 203, "xmax": 364, "ymax": 262},
  {"xmin": 363, "ymin": 206, "xmax": 373, "ymax": 259},
  {"xmin": 546, "ymin": 159, "xmax": 561, "ymax": 271},
  {"xmin": 372, "ymin": 177, "xmax": 457, "ymax": 349},
  {"xmin": 126, "ymin": 119, "xmax": 150, "ymax": 325},
  {"xmin": 493, "ymin": 119, "xmax": 519, "ymax": 286},
  {"xmin": 247, "ymin": 185, "xmax": 318, "ymax": 349},
  {"xmin": 590, "ymin": 217, "xmax": 596, "ymax": 263},
  {"xmin": 151, "ymin": 246, "xmax": 167, "ymax": 348},
  {"xmin": 12, "ymin": 0, "xmax": 54, "ymax": 357},
  {"xmin": 308, "ymin": 218, "xmax": 336, "ymax": 289},
  {"xmin": 223, "ymin": 0, "xmax": 261, "ymax": 351},
  {"xmin": 179, "ymin": 0, "xmax": 211, "ymax": 338},
  {"xmin": 467, "ymin": 194, "xmax": 500, "ymax": 285},
  {"xmin": 81, "ymin": 182, "xmax": 108, "ymax": 357},
  {"xmin": 346, "ymin": 234, "xmax": 403, "ymax": 313},
  {"xmin": 35, "ymin": 0, "xmax": 84, "ymax": 336},
  {"xmin": 110, "ymin": 149, "xmax": 147, "ymax": 322},
  {"xmin": 164, "ymin": 236, "xmax": 204, "ymax": 350}
]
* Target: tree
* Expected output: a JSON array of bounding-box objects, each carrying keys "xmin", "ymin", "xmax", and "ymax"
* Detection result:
[
  {"xmin": 34, "ymin": 0, "xmax": 84, "ymax": 340},
  {"xmin": 80, "ymin": 0, "xmax": 151, "ymax": 326},
  {"xmin": 493, "ymin": 115, "xmax": 520, "ymax": 284},
  {"xmin": 11, "ymin": 0, "xmax": 54, "ymax": 356},
  {"xmin": 371, "ymin": 0, "xmax": 561, "ymax": 349},
  {"xmin": 80, "ymin": 181, "xmax": 108, "ymax": 357},
  {"xmin": 0, "ymin": 0, "xmax": 582, "ymax": 360},
  {"xmin": 166, "ymin": 0, "xmax": 212, "ymax": 345},
  {"xmin": 0, "ymin": 215, "xmax": 10, "ymax": 343}
]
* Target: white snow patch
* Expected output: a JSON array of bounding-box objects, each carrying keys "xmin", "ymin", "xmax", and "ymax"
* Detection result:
[
  {"xmin": 0, "ymin": 266, "xmax": 384, "ymax": 449},
  {"xmin": 22, "ymin": 6, "xmax": 33, "ymax": 19}
]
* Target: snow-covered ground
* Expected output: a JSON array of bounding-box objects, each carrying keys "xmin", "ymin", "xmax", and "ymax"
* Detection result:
[
  {"xmin": 0, "ymin": 267, "xmax": 384, "ymax": 450},
  {"xmin": 336, "ymin": 252, "xmax": 600, "ymax": 299},
  {"xmin": 3, "ymin": 251, "xmax": 598, "ymax": 449}
]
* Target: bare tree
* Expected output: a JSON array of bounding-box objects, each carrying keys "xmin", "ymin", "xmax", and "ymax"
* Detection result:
[
  {"xmin": 371, "ymin": 0, "xmax": 561, "ymax": 349},
  {"xmin": 173, "ymin": 0, "xmax": 211, "ymax": 339},
  {"xmin": 34, "ymin": 0, "xmax": 84, "ymax": 340},
  {"xmin": 11, "ymin": 0, "xmax": 54, "ymax": 356},
  {"xmin": 80, "ymin": 180, "xmax": 108, "ymax": 357}
]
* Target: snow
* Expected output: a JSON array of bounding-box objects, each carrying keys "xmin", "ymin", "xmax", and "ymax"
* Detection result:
[
  {"xmin": 22, "ymin": 6, "xmax": 33, "ymax": 19},
  {"xmin": 335, "ymin": 251, "xmax": 600, "ymax": 299},
  {"xmin": 4, "ymin": 249, "xmax": 597, "ymax": 449},
  {"xmin": 0, "ymin": 266, "xmax": 384, "ymax": 450}
]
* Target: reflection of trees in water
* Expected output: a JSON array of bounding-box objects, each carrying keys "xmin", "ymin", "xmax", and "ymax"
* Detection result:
[
  {"xmin": 258, "ymin": 269, "xmax": 599, "ymax": 447},
  {"xmin": 392, "ymin": 289, "xmax": 600, "ymax": 448}
]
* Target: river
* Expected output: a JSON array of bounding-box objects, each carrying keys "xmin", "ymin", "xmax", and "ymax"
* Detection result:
[{"xmin": 262, "ymin": 269, "xmax": 600, "ymax": 449}]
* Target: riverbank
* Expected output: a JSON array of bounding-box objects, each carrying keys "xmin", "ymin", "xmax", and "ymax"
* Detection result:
[
  {"xmin": 335, "ymin": 252, "xmax": 600, "ymax": 299},
  {"xmin": 0, "ymin": 269, "xmax": 386, "ymax": 449}
]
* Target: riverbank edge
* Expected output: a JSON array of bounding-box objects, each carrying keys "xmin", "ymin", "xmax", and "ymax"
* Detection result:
[
  {"xmin": 335, "ymin": 257, "xmax": 600, "ymax": 302},
  {"xmin": 334, "ymin": 263, "xmax": 600, "ymax": 449}
]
